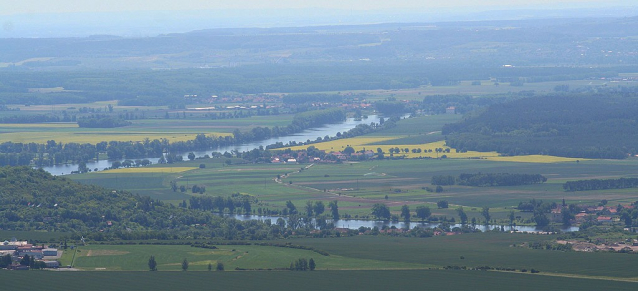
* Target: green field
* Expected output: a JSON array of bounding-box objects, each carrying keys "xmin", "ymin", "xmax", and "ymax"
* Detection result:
[
  {"xmin": 60, "ymin": 244, "xmax": 431, "ymax": 271},
  {"xmin": 59, "ymin": 233, "xmax": 638, "ymax": 279},
  {"xmin": 2, "ymin": 270, "xmax": 636, "ymax": 291},
  {"xmin": 288, "ymin": 234, "xmax": 638, "ymax": 279},
  {"xmin": 19, "ymin": 233, "xmax": 638, "ymax": 289}
]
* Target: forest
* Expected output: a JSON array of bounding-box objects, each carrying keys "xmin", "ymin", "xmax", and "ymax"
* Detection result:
[
  {"xmin": 0, "ymin": 65, "xmax": 631, "ymax": 107},
  {"xmin": 0, "ymin": 167, "xmax": 270, "ymax": 240},
  {"xmin": 443, "ymin": 93, "xmax": 638, "ymax": 159}
]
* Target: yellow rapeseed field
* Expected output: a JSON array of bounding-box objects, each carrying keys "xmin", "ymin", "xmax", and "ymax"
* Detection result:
[
  {"xmin": 100, "ymin": 167, "xmax": 197, "ymax": 174},
  {"xmin": 0, "ymin": 130, "xmax": 231, "ymax": 144},
  {"xmin": 484, "ymin": 155, "xmax": 586, "ymax": 163},
  {"xmin": 0, "ymin": 123, "xmax": 78, "ymax": 128},
  {"xmin": 286, "ymin": 136, "xmax": 580, "ymax": 163}
]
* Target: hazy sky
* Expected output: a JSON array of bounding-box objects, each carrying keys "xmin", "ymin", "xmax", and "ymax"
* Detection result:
[{"xmin": 2, "ymin": 0, "xmax": 633, "ymax": 15}]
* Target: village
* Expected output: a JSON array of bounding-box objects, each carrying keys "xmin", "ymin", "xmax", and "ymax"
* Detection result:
[{"xmin": 0, "ymin": 238, "xmax": 61, "ymax": 270}]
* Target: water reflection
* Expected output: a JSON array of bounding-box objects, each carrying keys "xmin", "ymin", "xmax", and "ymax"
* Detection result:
[{"xmin": 222, "ymin": 214, "xmax": 579, "ymax": 232}]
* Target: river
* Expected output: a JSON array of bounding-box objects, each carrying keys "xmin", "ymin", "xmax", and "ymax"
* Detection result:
[
  {"xmin": 40, "ymin": 115, "xmax": 381, "ymax": 175},
  {"xmin": 223, "ymin": 214, "xmax": 579, "ymax": 232}
]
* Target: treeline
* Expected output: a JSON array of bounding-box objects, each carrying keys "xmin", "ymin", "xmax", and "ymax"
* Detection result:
[
  {"xmin": 290, "ymin": 108, "xmax": 346, "ymax": 129},
  {"xmin": 563, "ymin": 177, "xmax": 638, "ymax": 192},
  {"xmin": 77, "ymin": 115, "xmax": 131, "ymax": 128},
  {"xmin": 0, "ymin": 140, "xmax": 97, "ymax": 167},
  {"xmin": 187, "ymin": 194, "xmax": 256, "ymax": 215},
  {"xmin": 431, "ymin": 173, "xmax": 547, "ymax": 187},
  {"xmin": 0, "ymin": 114, "xmax": 68, "ymax": 123},
  {"xmin": 444, "ymin": 93, "xmax": 638, "ymax": 159},
  {"xmin": 374, "ymin": 101, "xmax": 408, "ymax": 115}
]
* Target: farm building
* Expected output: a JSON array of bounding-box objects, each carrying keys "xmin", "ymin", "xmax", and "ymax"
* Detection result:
[
  {"xmin": 43, "ymin": 248, "xmax": 58, "ymax": 256},
  {"xmin": 44, "ymin": 261, "xmax": 60, "ymax": 268}
]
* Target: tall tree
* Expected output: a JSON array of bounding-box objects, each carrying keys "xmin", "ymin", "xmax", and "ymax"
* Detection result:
[
  {"xmin": 182, "ymin": 258, "xmax": 189, "ymax": 271},
  {"xmin": 343, "ymin": 146, "xmax": 355, "ymax": 155},
  {"xmin": 148, "ymin": 255, "xmax": 157, "ymax": 271},
  {"xmin": 20, "ymin": 254, "xmax": 31, "ymax": 266},
  {"xmin": 313, "ymin": 201, "xmax": 325, "ymax": 216},
  {"xmin": 309, "ymin": 258, "xmax": 316, "ymax": 271},
  {"xmin": 481, "ymin": 207, "xmax": 491, "ymax": 225},
  {"xmin": 415, "ymin": 206, "xmax": 431, "ymax": 221},
  {"xmin": 401, "ymin": 205, "xmax": 411, "ymax": 223},
  {"xmin": 216, "ymin": 262, "xmax": 225, "ymax": 271},
  {"xmin": 456, "ymin": 207, "xmax": 468, "ymax": 225},
  {"xmin": 286, "ymin": 200, "xmax": 297, "ymax": 214},
  {"xmin": 437, "ymin": 200, "xmax": 449, "ymax": 209},
  {"xmin": 372, "ymin": 203, "xmax": 391, "ymax": 220},
  {"xmin": 305, "ymin": 201, "xmax": 314, "ymax": 217},
  {"xmin": 329, "ymin": 200, "xmax": 339, "ymax": 220}
]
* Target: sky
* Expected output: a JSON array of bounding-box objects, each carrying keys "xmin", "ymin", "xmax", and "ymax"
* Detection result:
[
  {"xmin": 2, "ymin": 0, "xmax": 634, "ymax": 15},
  {"xmin": 1, "ymin": 0, "xmax": 636, "ymax": 37}
]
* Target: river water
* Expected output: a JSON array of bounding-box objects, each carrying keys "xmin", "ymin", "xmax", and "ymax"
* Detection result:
[
  {"xmin": 41, "ymin": 115, "xmax": 381, "ymax": 175},
  {"xmin": 223, "ymin": 214, "xmax": 579, "ymax": 232}
]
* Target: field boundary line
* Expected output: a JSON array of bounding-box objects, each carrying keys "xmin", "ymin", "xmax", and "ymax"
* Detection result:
[{"xmin": 492, "ymin": 270, "xmax": 638, "ymax": 283}]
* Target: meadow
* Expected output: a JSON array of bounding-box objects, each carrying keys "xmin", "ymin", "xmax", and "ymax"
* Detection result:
[
  {"xmin": 48, "ymin": 232, "xmax": 638, "ymax": 281},
  {"xmin": 60, "ymin": 243, "xmax": 430, "ymax": 271}
]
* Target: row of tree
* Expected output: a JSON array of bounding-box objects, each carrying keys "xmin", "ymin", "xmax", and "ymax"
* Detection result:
[
  {"xmin": 431, "ymin": 173, "xmax": 547, "ymax": 187},
  {"xmin": 186, "ymin": 194, "xmax": 255, "ymax": 215},
  {"xmin": 563, "ymin": 177, "xmax": 638, "ymax": 191},
  {"xmin": 289, "ymin": 258, "xmax": 316, "ymax": 271}
]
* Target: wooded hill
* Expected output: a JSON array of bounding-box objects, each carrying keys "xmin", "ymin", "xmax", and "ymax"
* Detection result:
[
  {"xmin": 443, "ymin": 94, "xmax": 638, "ymax": 159},
  {"xmin": 0, "ymin": 167, "xmax": 275, "ymax": 241}
]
